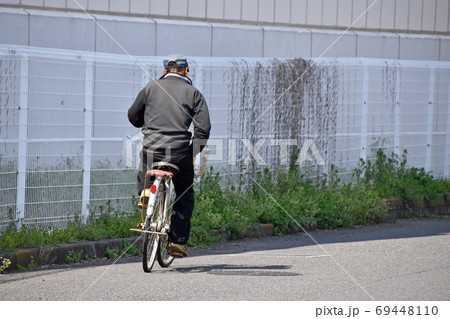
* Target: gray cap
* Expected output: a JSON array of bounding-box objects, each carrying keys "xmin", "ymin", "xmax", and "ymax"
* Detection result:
[{"xmin": 163, "ymin": 54, "xmax": 188, "ymax": 69}]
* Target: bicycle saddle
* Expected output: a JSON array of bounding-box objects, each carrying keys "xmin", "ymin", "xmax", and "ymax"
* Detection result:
[{"xmin": 151, "ymin": 162, "xmax": 180, "ymax": 174}]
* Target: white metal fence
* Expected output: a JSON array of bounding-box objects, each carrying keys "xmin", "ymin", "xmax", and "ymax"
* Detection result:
[{"xmin": 1, "ymin": 45, "xmax": 450, "ymax": 230}]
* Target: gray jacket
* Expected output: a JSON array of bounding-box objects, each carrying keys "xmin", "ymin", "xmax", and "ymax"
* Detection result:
[{"xmin": 128, "ymin": 73, "xmax": 211, "ymax": 154}]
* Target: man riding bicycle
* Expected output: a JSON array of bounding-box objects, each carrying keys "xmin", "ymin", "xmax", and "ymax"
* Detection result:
[{"xmin": 128, "ymin": 54, "xmax": 211, "ymax": 257}]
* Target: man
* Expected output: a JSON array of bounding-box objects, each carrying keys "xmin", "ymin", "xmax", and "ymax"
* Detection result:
[{"xmin": 128, "ymin": 54, "xmax": 211, "ymax": 257}]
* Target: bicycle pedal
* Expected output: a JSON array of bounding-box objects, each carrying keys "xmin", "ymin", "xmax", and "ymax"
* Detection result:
[{"xmin": 170, "ymin": 252, "xmax": 184, "ymax": 258}]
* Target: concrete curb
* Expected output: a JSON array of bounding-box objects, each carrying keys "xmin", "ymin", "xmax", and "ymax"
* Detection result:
[
  {"xmin": 5, "ymin": 224, "xmax": 275, "ymax": 270},
  {"xmin": 2, "ymin": 198, "xmax": 450, "ymax": 271},
  {"xmin": 9, "ymin": 237, "xmax": 144, "ymax": 270},
  {"xmin": 383, "ymin": 194, "xmax": 450, "ymax": 218}
]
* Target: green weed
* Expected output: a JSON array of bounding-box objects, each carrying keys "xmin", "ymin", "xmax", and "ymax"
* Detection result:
[
  {"xmin": 27, "ymin": 256, "xmax": 38, "ymax": 269},
  {"xmin": 84, "ymin": 254, "xmax": 95, "ymax": 261},
  {"xmin": 104, "ymin": 247, "xmax": 119, "ymax": 259},
  {"xmin": 15, "ymin": 264, "xmax": 26, "ymax": 271},
  {"xmin": 121, "ymin": 240, "xmax": 141, "ymax": 256},
  {"xmin": 65, "ymin": 250, "xmax": 83, "ymax": 264},
  {"xmin": 354, "ymin": 150, "xmax": 449, "ymax": 208},
  {"xmin": 189, "ymin": 149, "xmax": 447, "ymax": 243}
]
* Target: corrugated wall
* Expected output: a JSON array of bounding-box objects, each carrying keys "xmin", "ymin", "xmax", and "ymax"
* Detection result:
[
  {"xmin": 0, "ymin": 1, "xmax": 449, "ymax": 60},
  {"xmin": 1, "ymin": 0, "xmax": 449, "ymax": 34}
]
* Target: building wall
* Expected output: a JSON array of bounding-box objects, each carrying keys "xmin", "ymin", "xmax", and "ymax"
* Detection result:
[
  {"xmin": 1, "ymin": 0, "xmax": 449, "ymax": 34},
  {"xmin": 1, "ymin": 5, "xmax": 449, "ymax": 61}
]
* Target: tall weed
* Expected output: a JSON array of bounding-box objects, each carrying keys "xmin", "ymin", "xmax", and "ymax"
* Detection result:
[{"xmin": 354, "ymin": 150, "xmax": 449, "ymax": 207}]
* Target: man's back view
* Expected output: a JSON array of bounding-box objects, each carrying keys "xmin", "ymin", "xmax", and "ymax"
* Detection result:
[{"xmin": 128, "ymin": 54, "xmax": 211, "ymax": 256}]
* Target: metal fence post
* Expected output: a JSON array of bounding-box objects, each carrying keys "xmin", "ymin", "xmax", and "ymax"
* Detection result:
[
  {"xmin": 360, "ymin": 65, "xmax": 369, "ymax": 162},
  {"xmin": 393, "ymin": 64, "xmax": 401, "ymax": 157},
  {"xmin": 444, "ymin": 73, "xmax": 450, "ymax": 178},
  {"xmin": 16, "ymin": 55, "xmax": 29, "ymax": 229},
  {"xmin": 425, "ymin": 67, "xmax": 435, "ymax": 172},
  {"xmin": 81, "ymin": 60, "xmax": 93, "ymax": 223}
]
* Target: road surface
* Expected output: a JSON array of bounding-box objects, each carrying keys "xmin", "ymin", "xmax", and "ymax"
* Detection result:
[{"xmin": 1, "ymin": 217, "xmax": 449, "ymax": 301}]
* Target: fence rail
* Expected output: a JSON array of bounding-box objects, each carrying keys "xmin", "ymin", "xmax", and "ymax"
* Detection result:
[{"xmin": 1, "ymin": 45, "xmax": 450, "ymax": 231}]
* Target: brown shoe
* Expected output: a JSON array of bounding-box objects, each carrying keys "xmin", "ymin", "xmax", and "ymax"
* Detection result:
[
  {"xmin": 138, "ymin": 189, "xmax": 151, "ymax": 209},
  {"xmin": 167, "ymin": 243, "xmax": 187, "ymax": 257}
]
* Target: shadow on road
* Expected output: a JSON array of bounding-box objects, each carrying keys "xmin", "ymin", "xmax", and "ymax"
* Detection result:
[
  {"xmin": 171, "ymin": 263, "xmax": 301, "ymax": 276},
  {"xmin": 188, "ymin": 217, "xmax": 450, "ymax": 257}
]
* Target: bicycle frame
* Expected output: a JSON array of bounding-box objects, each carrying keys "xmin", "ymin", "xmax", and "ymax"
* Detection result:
[
  {"xmin": 130, "ymin": 170, "xmax": 174, "ymax": 236},
  {"xmin": 144, "ymin": 170, "xmax": 174, "ymax": 235},
  {"xmin": 145, "ymin": 177, "xmax": 162, "ymax": 219},
  {"xmin": 130, "ymin": 167, "xmax": 178, "ymax": 272}
]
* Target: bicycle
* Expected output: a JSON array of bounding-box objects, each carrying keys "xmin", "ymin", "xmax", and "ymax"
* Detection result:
[
  {"xmin": 130, "ymin": 161, "xmax": 180, "ymax": 272},
  {"xmin": 130, "ymin": 148, "xmax": 210, "ymax": 273}
]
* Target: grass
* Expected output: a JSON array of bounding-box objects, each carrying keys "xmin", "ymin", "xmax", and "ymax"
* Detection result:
[
  {"xmin": 189, "ymin": 149, "xmax": 449, "ymax": 245},
  {"xmin": 354, "ymin": 150, "xmax": 450, "ymax": 208},
  {"xmin": 189, "ymin": 165, "xmax": 390, "ymax": 245},
  {"xmin": 0, "ymin": 149, "xmax": 449, "ymax": 256},
  {"xmin": 0, "ymin": 208, "xmax": 142, "ymax": 255},
  {"xmin": 65, "ymin": 250, "xmax": 83, "ymax": 264}
]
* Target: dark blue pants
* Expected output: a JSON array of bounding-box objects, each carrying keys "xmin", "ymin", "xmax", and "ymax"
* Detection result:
[{"xmin": 137, "ymin": 148, "xmax": 194, "ymax": 245}]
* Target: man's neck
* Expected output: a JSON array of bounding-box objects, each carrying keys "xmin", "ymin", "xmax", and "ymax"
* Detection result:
[{"xmin": 162, "ymin": 72, "xmax": 192, "ymax": 85}]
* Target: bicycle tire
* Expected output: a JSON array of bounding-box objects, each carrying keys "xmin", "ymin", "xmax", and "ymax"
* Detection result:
[
  {"xmin": 142, "ymin": 182, "xmax": 164, "ymax": 273},
  {"xmin": 157, "ymin": 182, "xmax": 175, "ymax": 268},
  {"xmin": 157, "ymin": 235, "xmax": 174, "ymax": 267}
]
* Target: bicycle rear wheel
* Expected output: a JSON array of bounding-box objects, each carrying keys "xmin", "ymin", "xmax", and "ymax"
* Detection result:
[
  {"xmin": 142, "ymin": 183, "xmax": 164, "ymax": 273},
  {"xmin": 157, "ymin": 182, "xmax": 175, "ymax": 268},
  {"xmin": 142, "ymin": 225, "xmax": 158, "ymax": 272},
  {"xmin": 157, "ymin": 235, "xmax": 174, "ymax": 267}
]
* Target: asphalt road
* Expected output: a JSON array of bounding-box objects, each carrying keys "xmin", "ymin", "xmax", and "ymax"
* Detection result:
[{"xmin": 1, "ymin": 217, "xmax": 449, "ymax": 301}]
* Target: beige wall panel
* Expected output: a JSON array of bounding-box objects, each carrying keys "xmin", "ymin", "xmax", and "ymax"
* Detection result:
[
  {"xmin": 323, "ymin": 0, "xmax": 338, "ymax": 27},
  {"xmin": 291, "ymin": 0, "xmax": 307, "ymax": 24},
  {"xmin": 169, "ymin": 0, "xmax": 188, "ymax": 17},
  {"xmin": 435, "ymin": 0, "xmax": 449, "ymax": 32},
  {"xmin": 188, "ymin": 0, "xmax": 206, "ymax": 18},
  {"xmin": 274, "ymin": 0, "xmax": 291, "ymax": 23},
  {"xmin": 352, "ymin": 0, "xmax": 368, "ymax": 28},
  {"xmin": 366, "ymin": 0, "xmax": 381, "ymax": 29},
  {"xmin": 337, "ymin": 0, "xmax": 352, "ymax": 27},
  {"xmin": 408, "ymin": 0, "xmax": 422, "ymax": 31},
  {"xmin": 242, "ymin": 0, "xmax": 258, "ymax": 22},
  {"xmin": 395, "ymin": 0, "xmax": 409, "ymax": 30},
  {"xmin": 421, "ymin": 0, "xmax": 437, "ymax": 32},
  {"xmin": 307, "ymin": 0, "xmax": 323, "ymax": 25},
  {"xmin": 224, "ymin": 0, "xmax": 241, "ymax": 20}
]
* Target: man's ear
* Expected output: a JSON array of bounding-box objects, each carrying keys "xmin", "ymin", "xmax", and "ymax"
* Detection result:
[{"xmin": 163, "ymin": 69, "xmax": 168, "ymax": 75}]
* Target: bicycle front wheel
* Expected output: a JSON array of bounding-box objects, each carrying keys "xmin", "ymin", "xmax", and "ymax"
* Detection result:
[{"xmin": 142, "ymin": 182, "xmax": 164, "ymax": 273}]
